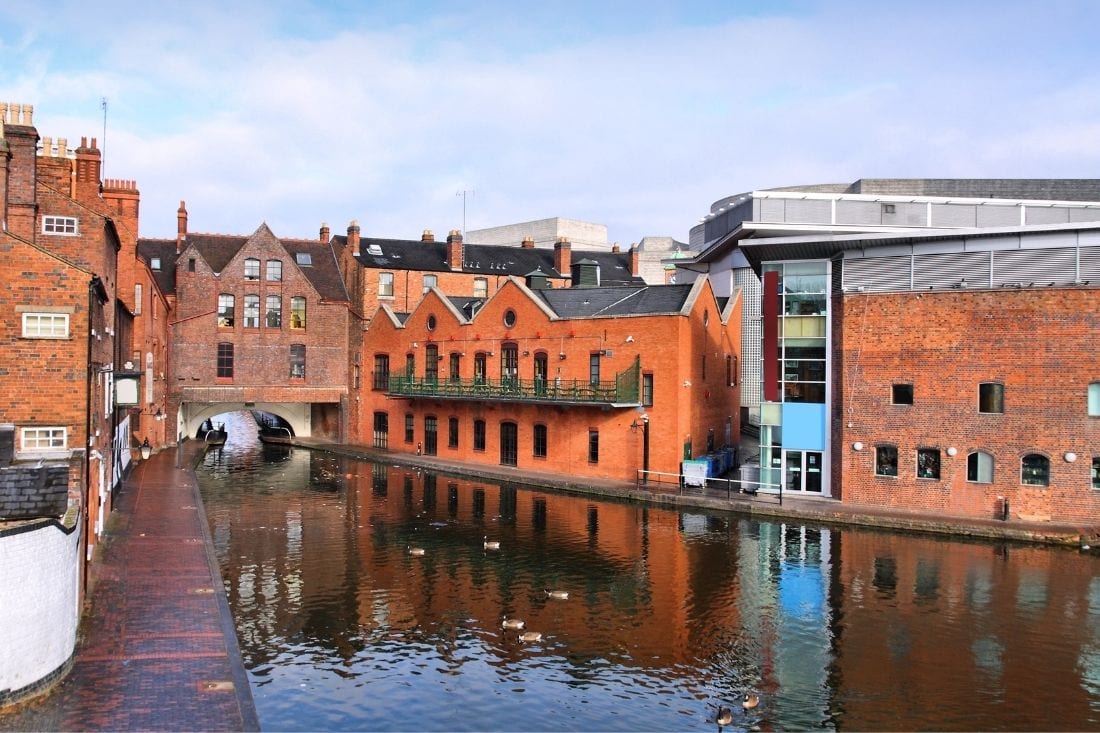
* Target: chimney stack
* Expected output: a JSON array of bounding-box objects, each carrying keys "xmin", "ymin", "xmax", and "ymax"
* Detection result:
[
  {"xmin": 521, "ymin": 235, "xmax": 535, "ymax": 249},
  {"xmin": 0, "ymin": 103, "xmax": 40, "ymax": 240},
  {"xmin": 421, "ymin": 229, "xmax": 435, "ymax": 242},
  {"xmin": 176, "ymin": 200, "xmax": 188, "ymax": 253},
  {"xmin": 447, "ymin": 229, "xmax": 463, "ymax": 270},
  {"xmin": 553, "ymin": 236, "xmax": 571, "ymax": 276},
  {"xmin": 630, "ymin": 243, "xmax": 640, "ymax": 277},
  {"xmin": 611, "ymin": 242, "xmax": 620, "ymax": 253},
  {"xmin": 319, "ymin": 222, "xmax": 330, "ymax": 242},
  {"xmin": 75, "ymin": 137, "xmax": 102, "ymax": 199},
  {"xmin": 348, "ymin": 220, "xmax": 361, "ymax": 255}
]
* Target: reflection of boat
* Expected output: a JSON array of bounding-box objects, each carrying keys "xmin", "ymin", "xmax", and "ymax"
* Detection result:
[
  {"xmin": 258, "ymin": 424, "xmax": 294, "ymax": 445},
  {"xmin": 203, "ymin": 422, "xmax": 228, "ymax": 446}
]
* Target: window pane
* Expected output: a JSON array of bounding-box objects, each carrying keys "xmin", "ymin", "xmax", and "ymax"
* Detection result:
[
  {"xmin": 290, "ymin": 297, "xmax": 306, "ymax": 329},
  {"xmin": 473, "ymin": 278, "xmax": 487, "ymax": 298},
  {"xmin": 266, "ymin": 295, "xmax": 282, "ymax": 327},
  {"xmin": 1092, "ymin": 456, "xmax": 1100, "ymax": 490},
  {"xmin": 243, "ymin": 295, "xmax": 260, "ymax": 327},
  {"xmin": 218, "ymin": 295, "xmax": 235, "ymax": 327},
  {"xmin": 1089, "ymin": 383, "xmax": 1100, "ymax": 417},
  {"xmin": 1021, "ymin": 454, "xmax": 1049, "ymax": 486},
  {"xmin": 290, "ymin": 344, "xmax": 305, "ymax": 379},
  {"xmin": 379, "ymin": 272, "xmax": 394, "ymax": 296},
  {"xmin": 423, "ymin": 275, "xmax": 437, "ymax": 293},
  {"xmin": 979, "ymin": 383, "xmax": 1004, "ymax": 413},
  {"xmin": 474, "ymin": 419, "xmax": 486, "ymax": 451},
  {"xmin": 23, "ymin": 313, "xmax": 69, "ymax": 338},
  {"xmin": 892, "ymin": 384, "xmax": 913, "ymax": 405},
  {"xmin": 244, "ymin": 258, "xmax": 260, "ymax": 279},
  {"xmin": 534, "ymin": 424, "xmax": 547, "ymax": 457},
  {"xmin": 876, "ymin": 445, "xmax": 898, "ymax": 476},
  {"xmin": 266, "ymin": 259, "xmax": 282, "ymax": 281},
  {"xmin": 917, "ymin": 448, "xmax": 941, "ymax": 479},
  {"xmin": 967, "ymin": 451, "xmax": 993, "ymax": 483},
  {"xmin": 217, "ymin": 343, "xmax": 234, "ymax": 378},
  {"xmin": 642, "ymin": 373, "xmax": 654, "ymax": 406},
  {"xmin": 588, "ymin": 430, "xmax": 599, "ymax": 463}
]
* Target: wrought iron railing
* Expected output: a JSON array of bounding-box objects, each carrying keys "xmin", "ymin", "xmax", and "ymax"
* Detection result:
[{"xmin": 383, "ymin": 356, "xmax": 641, "ymax": 405}]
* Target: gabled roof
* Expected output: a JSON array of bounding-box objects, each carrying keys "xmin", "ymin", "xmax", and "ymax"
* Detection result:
[
  {"xmin": 333, "ymin": 235, "xmax": 644, "ymax": 286},
  {"xmin": 137, "ymin": 227, "xmax": 348, "ymax": 301},
  {"xmin": 534, "ymin": 284, "xmax": 694, "ymax": 318}
]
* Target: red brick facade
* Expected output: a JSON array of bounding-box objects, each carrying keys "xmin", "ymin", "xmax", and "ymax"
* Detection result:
[
  {"xmin": 834, "ymin": 288, "xmax": 1100, "ymax": 523},
  {"xmin": 354, "ymin": 276, "xmax": 740, "ymax": 482}
]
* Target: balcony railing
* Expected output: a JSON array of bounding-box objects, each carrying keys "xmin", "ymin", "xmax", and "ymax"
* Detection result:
[{"xmin": 381, "ymin": 357, "xmax": 641, "ymax": 406}]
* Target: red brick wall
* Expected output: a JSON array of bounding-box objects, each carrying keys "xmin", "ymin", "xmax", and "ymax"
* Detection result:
[
  {"xmin": 354, "ymin": 278, "xmax": 739, "ymax": 482},
  {"xmin": 835, "ymin": 287, "xmax": 1100, "ymax": 523}
]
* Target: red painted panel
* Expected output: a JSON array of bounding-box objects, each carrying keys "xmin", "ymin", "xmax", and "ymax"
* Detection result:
[{"xmin": 762, "ymin": 270, "xmax": 779, "ymax": 402}]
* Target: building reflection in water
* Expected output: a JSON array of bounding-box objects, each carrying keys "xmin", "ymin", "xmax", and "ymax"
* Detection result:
[{"xmin": 199, "ymin": 442, "xmax": 1100, "ymax": 732}]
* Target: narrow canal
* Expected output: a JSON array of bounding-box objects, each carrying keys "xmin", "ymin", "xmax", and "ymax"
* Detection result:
[{"xmin": 197, "ymin": 413, "xmax": 1100, "ymax": 732}]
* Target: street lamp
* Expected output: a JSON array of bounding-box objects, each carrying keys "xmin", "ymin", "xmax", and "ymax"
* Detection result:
[{"xmin": 140, "ymin": 437, "xmax": 152, "ymax": 460}]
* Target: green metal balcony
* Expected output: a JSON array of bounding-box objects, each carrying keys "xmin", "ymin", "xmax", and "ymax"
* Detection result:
[{"xmin": 382, "ymin": 356, "xmax": 641, "ymax": 407}]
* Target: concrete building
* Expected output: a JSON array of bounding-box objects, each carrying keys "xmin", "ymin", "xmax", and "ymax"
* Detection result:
[
  {"xmin": 356, "ymin": 271, "xmax": 740, "ymax": 482},
  {"xmin": 467, "ymin": 217, "xmax": 609, "ymax": 250},
  {"xmin": 679, "ymin": 180, "xmax": 1100, "ymax": 425}
]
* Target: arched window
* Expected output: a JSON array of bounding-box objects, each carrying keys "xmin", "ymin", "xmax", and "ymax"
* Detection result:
[
  {"xmin": 243, "ymin": 294, "xmax": 260, "ymax": 327},
  {"xmin": 244, "ymin": 257, "xmax": 260, "ymax": 280},
  {"xmin": 266, "ymin": 259, "xmax": 282, "ymax": 281},
  {"xmin": 217, "ymin": 294, "xmax": 235, "ymax": 327},
  {"xmin": 967, "ymin": 451, "xmax": 994, "ymax": 483},
  {"xmin": 1021, "ymin": 453, "xmax": 1049, "ymax": 486}
]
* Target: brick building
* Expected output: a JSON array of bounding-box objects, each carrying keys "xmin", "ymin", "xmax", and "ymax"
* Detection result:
[
  {"xmin": 0, "ymin": 102, "xmax": 169, "ymax": 705},
  {"xmin": 356, "ymin": 269, "xmax": 740, "ymax": 482},
  {"xmin": 138, "ymin": 207, "xmax": 350, "ymax": 441},
  {"xmin": 730, "ymin": 221, "xmax": 1100, "ymax": 523}
]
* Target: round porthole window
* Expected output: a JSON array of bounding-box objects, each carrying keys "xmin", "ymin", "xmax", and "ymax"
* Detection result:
[
  {"xmin": 503, "ymin": 309, "xmax": 516, "ymax": 328},
  {"xmin": 427, "ymin": 315, "xmax": 437, "ymax": 331}
]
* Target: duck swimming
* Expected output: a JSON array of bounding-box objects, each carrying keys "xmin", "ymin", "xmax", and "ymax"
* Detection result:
[
  {"xmin": 501, "ymin": 616, "xmax": 525, "ymax": 630},
  {"xmin": 545, "ymin": 589, "xmax": 569, "ymax": 600}
]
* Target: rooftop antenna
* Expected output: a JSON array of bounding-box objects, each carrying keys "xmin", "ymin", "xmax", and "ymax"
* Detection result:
[
  {"xmin": 100, "ymin": 97, "xmax": 108, "ymax": 179},
  {"xmin": 456, "ymin": 188, "xmax": 474, "ymax": 237}
]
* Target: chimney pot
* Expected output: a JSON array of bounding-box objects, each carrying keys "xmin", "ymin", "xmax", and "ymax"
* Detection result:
[
  {"xmin": 348, "ymin": 220, "xmax": 362, "ymax": 255},
  {"xmin": 446, "ymin": 229, "xmax": 463, "ymax": 270},
  {"xmin": 422, "ymin": 229, "xmax": 434, "ymax": 242},
  {"xmin": 521, "ymin": 236, "xmax": 535, "ymax": 249},
  {"xmin": 611, "ymin": 242, "xmax": 620, "ymax": 253},
  {"xmin": 320, "ymin": 222, "xmax": 330, "ymax": 242}
]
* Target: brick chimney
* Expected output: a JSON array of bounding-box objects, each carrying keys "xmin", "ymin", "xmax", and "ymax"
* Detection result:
[
  {"xmin": 611, "ymin": 242, "xmax": 620, "ymax": 253},
  {"xmin": 630, "ymin": 243, "xmax": 640, "ymax": 277},
  {"xmin": 176, "ymin": 200, "xmax": 188, "ymax": 253},
  {"xmin": 102, "ymin": 179, "xmax": 141, "ymax": 245},
  {"xmin": 421, "ymin": 229, "xmax": 435, "ymax": 242},
  {"xmin": 553, "ymin": 236, "xmax": 571, "ymax": 276},
  {"xmin": 1, "ymin": 103, "xmax": 39, "ymax": 240},
  {"xmin": 74, "ymin": 137, "xmax": 102, "ymax": 199},
  {"xmin": 319, "ymin": 222, "xmax": 330, "ymax": 242},
  {"xmin": 521, "ymin": 235, "xmax": 535, "ymax": 249},
  {"xmin": 348, "ymin": 219, "xmax": 361, "ymax": 255},
  {"xmin": 447, "ymin": 229, "xmax": 463, "ymax": 270}
]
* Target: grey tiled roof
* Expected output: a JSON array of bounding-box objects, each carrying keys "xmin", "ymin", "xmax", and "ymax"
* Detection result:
[
  {"xmin": 535, "ymin": 284, "xmax": 693, "ymax": 318},
  {"xmin": 0, "ymin": 464, "xmax": 69, "ymax": 519}
]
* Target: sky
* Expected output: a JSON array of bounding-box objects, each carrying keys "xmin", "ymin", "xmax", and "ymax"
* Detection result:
[{"xmin": 2, "ymin": 0, "xmax": 1098, "ymax": 246}]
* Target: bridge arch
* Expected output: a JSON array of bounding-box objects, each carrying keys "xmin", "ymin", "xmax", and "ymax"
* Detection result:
[{"xmin": 179, "ymin": 402, "xmax": 312, "ymax": 442}]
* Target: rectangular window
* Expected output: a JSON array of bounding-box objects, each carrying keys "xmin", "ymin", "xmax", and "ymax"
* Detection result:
[
  {"xmin": 290, "ymin": 297, "xmax": 306, "ymax": 329},
  {"xmin": 290, "ymin": 344, "xmax": 305, "ymax": 379},
  {"xmin": 22, "ymin": 313, "xmax": 69, "ymax": 338},
  {"xmin": 474, "ymin": 353, "xmax": 487, "ymax": 384},
  {"xmin": 217, "ymin": 294, "xmax": 235, "ymax": 328},
  {"xmin": 892, "ymin": 384, "xmax": 913, "ymax": 405},
  {"xmin": 217, "ymin": 343, "xmax": 234, "ymax": 378},
  {"xmin": 876, "ymin": 445, "xmax": 898, "ymax": 477},
  {"xmin": 979, "ymin": 382, "xmax": 1004, "ymax": 414},
  {"xmin": 917, "ymin": 448, "xmax": 941, "ymax": 480},
  {"xmin": 374, "ymin": 354, "xmax": 390, "ymax": 390},
  {"xmin": 244, "ymin": 258, "xmax": 260, "ymax": 280},
  {"xmin": 134, "ymin": 284, "xmax": 143, "ymax": 315},
  {"xmin": 267, "ymin": 259, "xmax": 283, "ymax": 281},
  {"xmin": 423, "ymin": 274, "xmax": 438, "ymax": 293},
  {"xmin": 404, "ymin": 414, "xmax": 414, "ymax": 443},
  {"xmin": 588, "ymin": 430, "xmax": 599, "ymax": 463},
  {"xmin": 474, "ymin": 419, "xmax": 486, "ymax": 451},
  {"xmin": 534, "ymin": 424, "xmax": 547, "ymax": 458},
  {"xmin": 1089, "ymin": 383, "xmax": 1100, "ymax": 417},
  {"xmin": 473, "ymin": 277, "xmax": 488, "ymax": 298},
  {"xmin": 449, "ymin": 353, "xmax": 461, "ymax": 382},
  {"xmin": 589, "ymin": 353, "xmax": 601, "ymax": 385},
  {"xmin": 243, "ymin": 295, "xmax": 260, "ymax": 328},
  {"xmin": 150, "ymin": 257, "xmax": 162, "ymax": 271},
  {"xmin": 354, "ymin": 364, "xmax": 361, "ymax": 390},
  {"xmin": 373, "ymin": 412, "xmax": 388, "ymax": 449},
  {"xmin": 406, "ymin": 353, "xmax": 415, "ymax": 378},
  {"xmin": 642, "ymin": 373, "xmax": 654, "ymax": 406},
  {"xmin": 1021, "ymin": 454, "xmax": 1050, "ymax": 486},
  {"xmin": 188, "ymin": 258, "xmax": 196, "ymax": 272},
  {"xmin": 701, "ymin": 353, "xmax": 706, "ymax": 380},
  {"xmin": 42, "ymin": 216, "xmax": 77, "ymax": 235},
  {"xmin": 265, "ymin": 295, "xmax": 282, "ymax": 327},
  {"xmin": 425, "ymin": 345, "xmax": 439, "ymax": 383},
  {"xmin": 448, "ymin": 417, "xmax": 459, "ymax": 448},
  {"xmin": 379, "ymin": 272, "xmax": 394, "ymax": 297},
  {"xmin": 1092, "ymin": 456, "xmax": 1100, "ymax": 490},
  {"xmin": 20, "ymin": 427, "xmax": 67, "ymax": 452},
  {"xmin": 295, "ymin": 252, "xmax": 312, "ymax": 266}
]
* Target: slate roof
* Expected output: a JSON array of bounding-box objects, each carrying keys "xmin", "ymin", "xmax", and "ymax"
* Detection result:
[
  {"xmin": 137, "ymin": 230, "xmax": 349, "ymax": 301},
  {"xmin": 535, "ymin": 284, "xmax": 694, "ymax": 318},
  {"xmin": 333, "ymin": 235, "xmax": 644, "ymax": 286},
  {"xmin": 0, "ymin": 464, "xmax": 70, "ymax": 520}
]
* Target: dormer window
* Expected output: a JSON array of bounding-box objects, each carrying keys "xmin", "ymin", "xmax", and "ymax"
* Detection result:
[
  {"xmin": 43, "ymin": 216, "xmax": 78, "ymax": 235},
  {"xmin": 295, "ymin": 253, "xmax": 312, "ymax": 266}
]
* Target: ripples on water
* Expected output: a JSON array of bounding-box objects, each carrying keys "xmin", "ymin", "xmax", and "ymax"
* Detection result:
[{"xmin": 197, "ymin": 412, "xmax": 1100, "ymax": 732}]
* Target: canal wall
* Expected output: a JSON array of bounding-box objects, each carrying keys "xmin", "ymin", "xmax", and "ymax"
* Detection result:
[
  {"xmin": 299, "ymin": 440, "xmax": 1098, "ymax": 548},
  {"xmin": 0, "ymin": 512, "xmax": 80, "ymax": 707}
]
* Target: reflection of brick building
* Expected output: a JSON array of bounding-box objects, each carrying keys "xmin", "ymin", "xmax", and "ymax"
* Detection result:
[
  {"xmin": 357, "ymin": 268, "xmax": 740, "ymax": 481},
  {"xmin": 138, "ymin": 206, "xmax": 350, "ymax": 440}
]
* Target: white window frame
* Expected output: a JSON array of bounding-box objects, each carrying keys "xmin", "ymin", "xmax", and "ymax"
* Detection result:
[
  {"xmin": 20, "ymin": 426, "xmax": 68, "ymax": 457},
  {"xmin": 423, "ymin": 274, "xmax": 438, "ymax": 293},
  {"xmin": 22, "ymin": 312, "xmax": 70, "ymax": 338},
  {"xmin": 244, "ymin": 257, "xmax": 261, "ymax": 280},
  {"xmin": 1089, "ymin": 382, "xmax": 1100, "ymax": 417},
  {"xmin": 379, "ymin": 272, "xmax": 394, "ymax": 298},
  {"xmin": 295, "ymin": 252, "xmax": 312, "ymax": 266},
  {"xmin": 42, "ymin": 216, "xmax": 78, "ymax": 235},
  {"xmin": 134, "ymin": 284, "xmax": 143, "ymax": 315},
  {"xmin": 150, "ymin": 257, "xmax": 162, "ymax": 271},
  {"xmin": 473, "ymin": 277, "xmax": 488, "ymax": 298}
]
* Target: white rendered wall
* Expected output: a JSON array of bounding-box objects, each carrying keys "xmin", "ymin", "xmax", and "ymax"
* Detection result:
[{"xmin": 0, "ymin": 520, "xmax": 79, "ymax": 699}]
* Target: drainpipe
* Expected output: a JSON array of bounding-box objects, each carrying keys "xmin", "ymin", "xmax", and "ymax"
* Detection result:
[
  {"xmin": 82, "ymin": 276, "xmax": 101, "ymax": 593},
  {"xmin": 642, "ymin": 416, "xmax": 650, "ymax": 484}
]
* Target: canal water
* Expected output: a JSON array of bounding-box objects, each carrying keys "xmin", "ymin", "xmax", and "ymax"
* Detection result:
[{"xmin": 197, "ymin": 413, "xmax": 1100, "ymax": 732}]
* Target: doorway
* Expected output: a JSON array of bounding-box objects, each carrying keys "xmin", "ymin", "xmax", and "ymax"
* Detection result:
[
  {"xmin": 500, "ymin": 421, "xmax": 517, "ymax": 466},
  {"xmin": 783, "ymin": 450, "xmax": 824, "ymax": 494}
]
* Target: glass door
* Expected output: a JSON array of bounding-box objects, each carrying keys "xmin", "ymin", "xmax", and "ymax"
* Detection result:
[
  {"xmin": 782, "ymin": 450, "xmax": 825, "ymax": 494},
  {"xmin": 424, "ymin": 416, "xmax": 437, "ymax": 456}
]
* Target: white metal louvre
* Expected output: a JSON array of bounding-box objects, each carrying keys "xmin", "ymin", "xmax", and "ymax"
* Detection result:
[
  {"xmin": 913, "ymin": 251, "xmax": 992, "ymax": 289},
  {"xmin": 1080, "ymin": 245, "xmax": 1100, "ymax": 280},
  {"xmin": 842, "ymin": 256, "xmax": 911, "ymax": 292},
  {"xmin": 992, "ymin": 247, "xmax": 1076, "ymax": 285}
]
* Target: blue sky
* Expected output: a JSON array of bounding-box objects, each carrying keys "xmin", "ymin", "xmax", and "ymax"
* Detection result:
[{"xmin": 2, "ymin": 1, "xmax": 1098, "ymax": 245}]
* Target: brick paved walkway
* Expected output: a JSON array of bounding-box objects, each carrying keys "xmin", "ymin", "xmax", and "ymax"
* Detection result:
[{"xmin": 0, "ymin": 445, "xmax": 258, "ymax": 732}]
